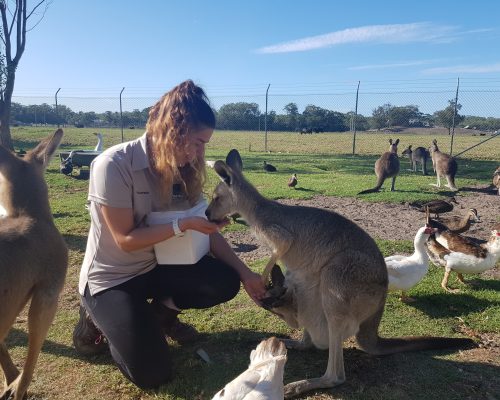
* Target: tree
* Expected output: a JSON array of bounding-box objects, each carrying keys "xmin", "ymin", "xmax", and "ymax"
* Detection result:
[
  {"xmin": 434, "ymin": 99, "xmax": 464, "ymax": 135},
  {"xmin": 1, "ymin": 0, "xmax": 50, "ymax": 149},
  {"xmin": 216, "ymin": 102, "xmax": 260, "ymax": 130}
]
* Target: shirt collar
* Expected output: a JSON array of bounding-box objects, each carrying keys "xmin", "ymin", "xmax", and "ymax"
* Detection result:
[{"xmin": 132, "ymin": 132, "xmax": 151, "ymax": 171}]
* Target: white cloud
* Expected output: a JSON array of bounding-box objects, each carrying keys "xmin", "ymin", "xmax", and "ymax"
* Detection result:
[
  {"xmin": 422, "ymin": 63, "xmax": 500, "ymax": 74},
  {"xmin": 350, "ymin": 60, "xmax": 435, "ymax": 71},
  {"xmin": 255, "ymin": 23, "xmax": 459, "ymax": 54}
]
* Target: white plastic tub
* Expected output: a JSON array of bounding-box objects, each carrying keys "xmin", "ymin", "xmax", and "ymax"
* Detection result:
[{"xmin": 147, "ymin": 200, "xmax": 210, "ymax": 264}]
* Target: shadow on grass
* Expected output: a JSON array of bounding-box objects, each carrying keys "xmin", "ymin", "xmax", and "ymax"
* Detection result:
[
  {"xmin": 408, "ymin": 289, "xmax": 500, "ymax": 318},
  {"xmin": 159, "ymin": 329, "xmax": 499, "ymax": 400},
  {"xmin": 62, "ymin": 233, "xmax": 88, "ymax": 252},
  {"xmin": 5, "ymin": 327, "xmax": 113, "ymax": 366}
]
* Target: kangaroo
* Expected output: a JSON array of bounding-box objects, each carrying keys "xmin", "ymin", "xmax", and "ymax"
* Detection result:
[
  {"xmin": 0, "ymin": 129, "xmax": 68, "ymax": 400},
  {"xmin": 205, "ymin": 149, "xmax": 474, "ymax": 398},
  {"xmin": 493, "ymin": 166, "xmax": 500, "ymax": 195},
  {"xmin": 401, "ymin": 145, "xmax": 429, "ymax": 175},
  {"xmin": 358, "ymin": 138, "xmax": 400, "ymax": 194},
  {"xmin": 429, "ymin": 139, "xmax": 458, "ymax": 191}
]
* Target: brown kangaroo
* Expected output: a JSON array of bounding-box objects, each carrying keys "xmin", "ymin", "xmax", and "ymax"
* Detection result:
[
  {"xmin": 429, "ymin": 139, "xmax": 458, "ymax": 191},
  {"xmin": 0, "ymin": 129, "xmax": 68, "ymax": 400},
  {"xmin": 358, "ymin": 138, "xmax": 400, "ymax": 194},
  {"xmin": 401, "ymin": 144, "xmax": 429, "ymax": 175},
  {"xmin": 205, "ymin": 149, "xmax": 474, "ymax": 398},
  {"xmin": 493, "ymin": 166, "xmax": 500, "ymax": 195}
]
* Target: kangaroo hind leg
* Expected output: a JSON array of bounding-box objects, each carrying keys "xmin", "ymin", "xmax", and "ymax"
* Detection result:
[
  {"xmin": 283, "ymin": 318, "xmax": 347, "ymax": 398},
  {"xmin": 2, "ymin": 290, "xmax": 60, "ymax": 400}
]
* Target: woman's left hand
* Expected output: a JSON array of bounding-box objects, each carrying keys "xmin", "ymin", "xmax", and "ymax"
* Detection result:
[{"xmin": 241, "ymin": 270, "xmax": 267, "ymax": 306}]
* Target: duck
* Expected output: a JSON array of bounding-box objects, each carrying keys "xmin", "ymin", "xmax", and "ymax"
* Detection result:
[
  {"xmin": 409, "ymin": 196, "xmax": 458, "ymax": 218},
  {"xmin": 93, "ymin": 132, "xmax": 104, "ymax": 152},
  {"xmin": 385, "ymin": 226, "xmax": 437, "ymax": 302},
  {"xmin": 427, "ymin": 208, "xmax": 480, "ymax": 234},
  {"xmin": 288, "ymin": 173, "xmax": 298, "ymax": 188},
  {"xmin": 263, "ymin": 161, "xmax": 277, "ymax": 172},
  {"xmin": 426, "ymin": 229, "xmax": 500, "ymax": 292},
  {"xmin": 211, "ymin": 336, "xmax": 287, "ymax": 400}
]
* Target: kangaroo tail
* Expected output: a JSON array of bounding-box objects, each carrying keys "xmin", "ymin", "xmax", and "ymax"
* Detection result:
[
  {"xmin": 356, "ymin": 308, "xmax": 474, "ymax": 355},
  {"xmin": 446, "ymin": 175, "xmax": 458, "ymax": 191},
  {"xmin": 358, "ymin": 177, "xmax": 384, "ymax": 195}
]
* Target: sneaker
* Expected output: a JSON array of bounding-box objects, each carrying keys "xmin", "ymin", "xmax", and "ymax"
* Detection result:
[
  {"xmin": 151, "ymin": 301, "xmax": 199, "ymax": 345},
  {"xmin": 73, "ymin": 304, "xmax": 108, "ymax": 356}
]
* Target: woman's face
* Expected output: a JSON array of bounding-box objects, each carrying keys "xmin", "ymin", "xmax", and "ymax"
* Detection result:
[{"xmin": 179, "ymin": 126, "xmax": 213, "ymax": 166}]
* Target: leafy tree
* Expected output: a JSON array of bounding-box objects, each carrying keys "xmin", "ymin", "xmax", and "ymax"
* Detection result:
[
  {"xmin": 434, "ymin": 99, "xmax": 464, "ymax": 135},
  {"xmin": 1, "ymin": 0, "xmax": 51, "ymax": 149},
  {"xmin": 216, "ymin": 102, "xmax": 260, "ymax": 130},
  {"xmin": 371, "ymin": 103, "xmax": 392, "ymax": 129}
]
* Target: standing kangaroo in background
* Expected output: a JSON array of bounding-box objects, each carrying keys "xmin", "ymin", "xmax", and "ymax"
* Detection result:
[
  {"xmin": 358, "ymin": 138, "xmax": 400, "ymax": 194},
  {"xmin": 205, "ymin": 149, "xmax": 474, "ymax": 398},
  {"xmin": 429, "ymin": 139, "xmax": 458, "ymax": 191},
  {"xmin": 0, "ymin": 129, "xmax": 68, "ymax": 400},
  {"xmin": 401, "ymin": 145, "xmax": 429, "ymax": 175}
]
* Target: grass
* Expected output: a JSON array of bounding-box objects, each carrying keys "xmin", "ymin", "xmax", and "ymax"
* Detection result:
[{"xmin": 3, "ymin": 126, "xmax": 500, "ymax": 399}]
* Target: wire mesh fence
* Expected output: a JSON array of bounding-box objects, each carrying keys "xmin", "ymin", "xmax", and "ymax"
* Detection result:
[{"xmin": 11, "ymin": 78, "xmax": 500, "ymax": 157}]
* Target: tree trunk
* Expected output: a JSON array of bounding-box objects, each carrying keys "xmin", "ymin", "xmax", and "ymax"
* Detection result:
[{"xmin": 0, "ymin": 66, "xmax": 16, "ymax": 150}]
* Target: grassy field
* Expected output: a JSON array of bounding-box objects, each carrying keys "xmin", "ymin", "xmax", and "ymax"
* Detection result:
[{"xmin": 4, "ymin": 126, "xmax": 500, "ymax": 400}]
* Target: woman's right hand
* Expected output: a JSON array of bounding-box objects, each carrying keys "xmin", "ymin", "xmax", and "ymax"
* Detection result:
[{"xmin": 179, "ymin": 216, "xmax": 226, "ymax": 234}]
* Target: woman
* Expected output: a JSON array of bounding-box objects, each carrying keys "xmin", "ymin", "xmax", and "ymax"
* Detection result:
[{"xmin": 74, "ymin": 80, "xmax": 266, "ymax": 389}]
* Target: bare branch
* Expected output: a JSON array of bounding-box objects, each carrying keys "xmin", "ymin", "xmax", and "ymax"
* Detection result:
[
  {"xmin": 26, "ymin": 0, "xmax": 50, "ymax": 32},
  {"xmin": 26, "ymin": 0, "xmax": 49, "ymax": 20}
]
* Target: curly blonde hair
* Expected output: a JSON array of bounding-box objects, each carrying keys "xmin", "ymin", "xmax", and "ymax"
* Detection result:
[{"xmin": 146, "ymin": 80, "xmax": 215, "ymax": 206}]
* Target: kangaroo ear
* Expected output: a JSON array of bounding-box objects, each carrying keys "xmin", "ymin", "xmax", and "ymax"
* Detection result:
[
  {"xmin": 395, "ymin": 138, "xmax": 400, "ymax": 145},
  {"xmin": 409, "ymin": 145, "xmax": 412, "ymax": 149},
  {"xmin": 389, "ymin": 139, "xmax": 393, "ymax": 144},
  {"xmin": 214, "ymin": 160, "xmax": 233, "ymax": 185},
  {"xmin": 29, "ymin": 129, "xmax": 64, "ymax": 168},
  {"xmin": 271, "ymin": 264, "xmax": 285, "ymax": 288},
  {"xmin": 433, "ymin": 139, "xmax": 437, "ymax": 145},
  {"xmin": 226, "ymin": 149, "xmax": 243, "ymax": 171}
]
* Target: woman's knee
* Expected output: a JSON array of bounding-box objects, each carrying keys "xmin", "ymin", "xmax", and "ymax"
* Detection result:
[{"xmin": 117, "ymin": 353, "xmax": 172, "ymax": 389}]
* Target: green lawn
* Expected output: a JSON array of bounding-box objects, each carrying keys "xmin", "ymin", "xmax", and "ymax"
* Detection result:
[{"xmin": 4, "ymin": 126, "xmax": 500, "ymax": 400}]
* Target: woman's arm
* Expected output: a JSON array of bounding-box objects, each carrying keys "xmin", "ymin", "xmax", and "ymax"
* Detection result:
[
  {"xmin": 100, "ymin": 205, "xmax": 222, "ymax": 253},
  {"xmin": 209, "ymin": 232, "xmax": 266, "ymax": 305}
]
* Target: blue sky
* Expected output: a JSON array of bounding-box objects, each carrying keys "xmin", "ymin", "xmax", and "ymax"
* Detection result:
[{"xmin": 11, "ymin": 0, "xmax": 500, "ymax": 116}]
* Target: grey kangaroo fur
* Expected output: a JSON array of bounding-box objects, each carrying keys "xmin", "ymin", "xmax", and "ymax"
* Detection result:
[
  {"xmin": 358, "ymin": 138, "xmax": 400, "ymax": 194},
  {"xmin": 0, "ymin": 129, "xmax": 68, "ymax": 400},
  {"xmin": 205, "ymin": 149, "xmax": 474, "ymax": 398},
  {"xmin": 429, "ymin": 139, "xmax": 458, "ymax": 191},
  {"xmin": 401, "ymin": 145, "xmax": 429, "ymax": 175}
]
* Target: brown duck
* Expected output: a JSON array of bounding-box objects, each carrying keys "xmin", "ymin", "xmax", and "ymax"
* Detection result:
[
  {"xmin": 427, "ymin": 208, "xmax": 480, "ymax": 234},
  {"xmin": 409, "ymin": 196, "xmax": 458, "ymax": 218}
]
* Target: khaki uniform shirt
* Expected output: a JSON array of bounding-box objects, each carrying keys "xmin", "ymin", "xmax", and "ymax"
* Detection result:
[{"xmin": 79, "ymin": 133, "xmax": 190, "ymax": 296}]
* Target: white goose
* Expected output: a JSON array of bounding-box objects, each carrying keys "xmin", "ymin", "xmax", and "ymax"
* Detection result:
[
  {"xmin": 426, "ymin": 229, "xmax": 500, "ymax": 292},
  {"xmin": 385, "ymin": 226, "xmax": 437, "ymax": 302},
  {"xmin": 93, "ymin": 132, "xmax": 104, "ymax": 152},
  {"xmin": 211, "ymin": 337, "xmax": 287, "ymax": 400}
]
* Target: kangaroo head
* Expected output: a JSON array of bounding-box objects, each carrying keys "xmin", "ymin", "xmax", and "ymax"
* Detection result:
[
  {"xmin": 261, "ymin": 264, "xmax": 299, "ymax": 329},
  {"xmin": 401, "ymin": 145, "xmax": 412, "ymax": 157},
  {"xmin": 0, "ymin": 129, "xmax": 63, "ymax": 217},
  {"xmin": 430, "ymin": 139, "xmax": 439, "ymax": 153},
  {"xmin": 389, "ymin": 138, "xmax": 399, "ymax": 154},
  {"xmin": 205, "ymin": 149, "xmax": 244, "ymax": 223}
]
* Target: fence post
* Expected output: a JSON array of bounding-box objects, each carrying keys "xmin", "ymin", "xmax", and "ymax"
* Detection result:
[
  {"xmin": 119, "ymin": 87, "xmax": 125, "ymax": 143},
  {"xmin": 352, "ymin": 81, "xmax": 360, "ymax": 155},
  {"xmin": 450, "ymin": 77, "xmax": 460, "ymax": 156},
  {"xmin": 264, "ymin": 83, "xmax": 270, "ymax": 152},
  {"xmin": 55, "ymin": 88, "xmax": 61, "ymax": 127}
]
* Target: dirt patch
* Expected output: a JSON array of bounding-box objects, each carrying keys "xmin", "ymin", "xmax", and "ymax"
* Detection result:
[{"xmin": 223, "ymin": 187, "xmax": 500, "ymax": 265}]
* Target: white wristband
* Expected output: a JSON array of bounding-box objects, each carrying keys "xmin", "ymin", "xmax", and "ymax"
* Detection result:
[{"xmin": 172, "ymin": 218, "xmax": 184, "ymax": 237}]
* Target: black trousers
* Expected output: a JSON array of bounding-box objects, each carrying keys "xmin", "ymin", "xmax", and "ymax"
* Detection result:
[{"xmin": 82, "ymin": 255, "xmax": 240, "ymax": 389}]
